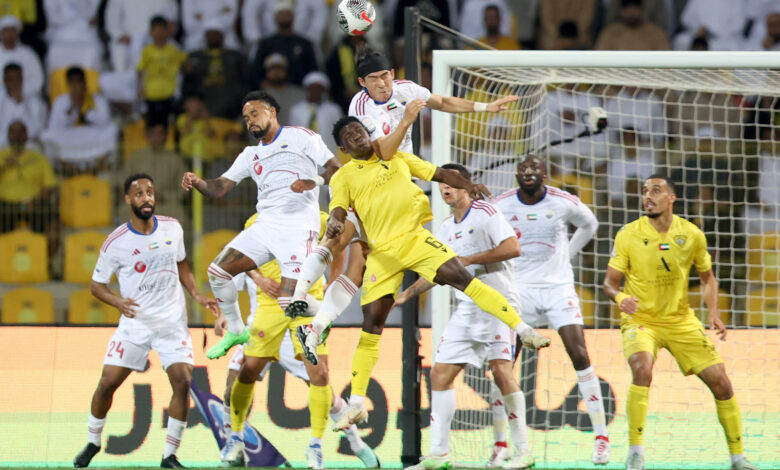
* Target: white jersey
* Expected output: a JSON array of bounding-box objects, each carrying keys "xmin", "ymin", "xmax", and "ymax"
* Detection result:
[
  {"xmin": 348, "ymin": 80, "xmax": 432, "ymax": 154},
  {"xmin": 437, "ymin": 200, "xmax": 519, "ymax": 342},
  {"xmin": 222, "ymin": 126, "xmax": 333, "ymax": 232},
  {"xmin": 493, "ymin": 186, "xmax": 596, "ymax": 286},
  {"xmin": 92, "ymin": 215, "xmax": 187, "ymax": 331}
]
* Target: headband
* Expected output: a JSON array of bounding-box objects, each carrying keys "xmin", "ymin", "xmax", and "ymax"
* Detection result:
[{"xmin": 357, "ymin": 54, "xmax": 392, "ymax": 78}]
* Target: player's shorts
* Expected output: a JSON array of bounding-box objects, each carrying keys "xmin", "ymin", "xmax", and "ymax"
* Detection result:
[
  {"xmin": 228, "ymin": 332, "xmax": 309, "ymax": 380},
  {"xmin": 517, "ymin": 284, "xmax": 584, "ymax": 330},
  {"xmin": 435, "ymin": 317, "xmax": 514, "ymax": 367},
  {"xmin": 361, "ymin": 227, "xmax": 457, "ymax": 305},
  {"xmin": 103, "ymin": 325, "xmax": 193, "ymax": 371},
  {"xmin": 621, "ymin": 313, "xmax": 723, "ymax": 376},
  {"xmin": 244, "ymin": 309, "xmax": 328, "ymax": 361},
  {"xmin": 225, "ymin": 222, "xmax": 318, "ymax": 279},
  {"xmin": 347, "ymin": 209, "xmax": 368, "ymax": 245}
]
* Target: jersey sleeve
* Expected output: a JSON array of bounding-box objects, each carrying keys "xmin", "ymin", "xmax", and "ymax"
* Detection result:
[
  {"xmin": 175, "ymin": 223, "xmax": 186, "ymax": 262},
  {"xmin": 408, "ymin": 81, "xmax": 432, "ymax": 102},
  {"xmin": 92, "ymin": 245, "xmax": 119, "ymax": 284},
  {"xmin": 397, "ymin": 151, "xmax": 436, "ymax": 181},
  {"xmin": 221, "ymin": 148, "xmax": 251, "ymax": 183},
  {"xmin": 304, "ymin": 131, "xmax": 335, "ymax": 167},
  {"xmin": 692, "ymin": 226, "xmax": 713, "ymax": 273},
  {"xmin": 607, "ymin": 228, "xmax": 630, "ymax": 273},
  {"xmin": 328, "ymin": 169, "xmax": 350, "ymax": 213},
  {"xmin": 485, "ymin": 206, "xmax": 516, "ymax": 246}
]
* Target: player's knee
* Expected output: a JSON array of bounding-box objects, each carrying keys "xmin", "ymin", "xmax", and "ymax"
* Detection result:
[
  {"xmin": 631, "ymin": 364, "xmax": 653, "ymax": 386},
  {"xmin": 308, "ymin": 364, "xmax": 329, "ymax": 386},
  {"xmin": 709, "ymin": 373, "xmax": 733, "ymax": 400},
  {"xmin": 569, "ymin": 348, "xmax": 591, "ymax": 371},
  {"xmin": 429, "ymin": 366, "xmax": 453, "ymax": 390},
  {"xmin": 491, "ymin": 368, "xmax": 513, "ymax": 391}
]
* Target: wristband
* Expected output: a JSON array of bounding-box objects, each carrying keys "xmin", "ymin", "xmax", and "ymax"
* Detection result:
[
  {"xmin": 615, "ymin": 292, "xmax": 630, "ymax": 306},
  {"xmin": 473, "ymin": 102, "xmax": 488, "ymax": 112},
  {"xmin": 312, "ymin": 175, "xmax": 325, "ymax": 186}
]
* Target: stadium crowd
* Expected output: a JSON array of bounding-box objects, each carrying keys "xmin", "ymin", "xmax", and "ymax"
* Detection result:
[{"xmin": 0, "ymin": 0, "xmax": 779, "ymax": 327}]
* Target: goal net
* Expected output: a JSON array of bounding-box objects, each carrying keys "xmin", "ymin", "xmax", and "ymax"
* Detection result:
[{"xmin": 428, "ymin": 51, "xmax": 780, "ymax": 468}]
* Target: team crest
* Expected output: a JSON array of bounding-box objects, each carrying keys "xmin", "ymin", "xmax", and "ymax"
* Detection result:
[
  {"xmin": 361, "ymin": 117, "xmax": 376, "ymax": 133},
  {"xmin": 675, "ymin": 235, "xmax": 687, "ymax": 245},
  {"xmin": 545, "ymin": 211, "xmax": 554, "ymax": 219},
  {"xmin": 281, "ymin": 143, "xmax": 289, "ymax": 149}
]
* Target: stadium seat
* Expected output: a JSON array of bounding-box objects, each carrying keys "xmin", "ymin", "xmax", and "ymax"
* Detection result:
[
  {"xmin": 747, "ymin": 233, "xmax": 780, "ymax": 283},
  {"xmin": 64, "ymin": 231, "xmax": 106, "ymax": 283},
  {"xmin": 201, "ymin": 229, "xmax": 239, "ymax": 272},
  {"xmin": 49, "ymin": 67, "xmax": 100, "ymax": 106},
  {"xmin": 575, "ymin": 285, "xmax": 596, "ymax": 326},
  {"xmin": 60, "ymin": 175, "xmax": 112, "ymax": 228},
  {"xmin": 121, "ymin": 119, "xmax": 176, "ymax": 160},
  {"xmin": 746, "ymin": 287, "xmax": 780, "ymax": 327},
  {"xmin": 548, "ymin": 173, "xmax": 595, "ymax": 206},
  {"xmin": 0, "ymin": 229, "xmax": 49, "ymax": 283},
  {"xmin": 688, "ymin": 285, "xmax": 732, "ymax": 325},
  {"xmin": 1, "ymin": 287, "xmax": 54, "ymax": 323},
  {"xmin": 68, "ymin": 288, "xmax": 115, "ymax": 324}
]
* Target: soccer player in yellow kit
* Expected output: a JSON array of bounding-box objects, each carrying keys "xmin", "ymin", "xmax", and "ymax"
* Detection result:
[
  {"xmin": 303, "ymin": 116, "xmax": 550, "ymax": 433},
  {"xmin": 603, "ymin": 175, "xmax": 757, "ymax": 470}
]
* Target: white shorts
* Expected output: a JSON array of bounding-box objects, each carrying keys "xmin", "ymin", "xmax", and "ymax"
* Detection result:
[
  {"xmin": 226, "ymin": 222, "xmax": 318, "ymax": 279},
  {"xmin": 228, "ymin": 331, "xmax": 309, "ymax": 381},
  {"xmin": 103, "ymin": 326, "xmax": 193, "ymax": 371},
  {"xmin": 517, "ymin": 283, "xmax": 583, "ymax": 330},
  {"xmin": 435, "ymin": 319, "xmax": 514, "ymax": 367},
  {"xmin": 346, "ymin": 209, "xmax": 367, "ymax": 245}
]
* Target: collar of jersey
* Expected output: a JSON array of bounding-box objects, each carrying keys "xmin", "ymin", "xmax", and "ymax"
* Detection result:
[
  {"xmin": 353, "ymin": 154, "xmax": 380, "ymax": 164},
  {"xmin": 515, "ymin": 186, "xmax": 547, "ymax": 206},
  {"xmin": 641, "ymin": 214, "xmax": 678, "ymax": 235},
  {"xmin": 364, "ymin": 87, "xmax": 393, "ymax": 105},
  {"xmin": 126, "ymin": 216, "xmax": 158, "ymax": 235},
  {"xmin": 261, "ymin": 126, "xmax": 284, "ymax": 146},
  {"xmin": 453, "ymin": 201, "xmax": 474, "ymax": 224}
]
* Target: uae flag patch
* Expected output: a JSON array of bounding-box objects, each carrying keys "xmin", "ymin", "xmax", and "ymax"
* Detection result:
[
  {"xmin": 526, "ymin": 214, "xmax": 537, "ymax": 221},
  {"xmin": 658, "ymin": 243, "xmax": 670, "ymax": 251}
]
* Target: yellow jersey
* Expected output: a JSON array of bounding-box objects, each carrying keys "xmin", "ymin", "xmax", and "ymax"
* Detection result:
[
  {"xmin": 0, "ymin": 148, "xmax": 58, "ymax": 203},
  {"xmin": 608, "ymin": 215, "xmax": 712, "ymax": 324},
  {"xmin": 137, "ymin": 43, "xmax": 188, "ymax": 100},
  {"xmin": 329, "ymin": 151, "xmax": 436, "ymax": 249},
  {"xmin": 243, "ymin": 212, "xmax": 327, "ymax": 310}
]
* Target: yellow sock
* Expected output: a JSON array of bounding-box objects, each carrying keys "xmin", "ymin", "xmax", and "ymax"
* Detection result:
[
  {"xmin": 351, "ymin": 331, "xmax": 381, "ymax": 396},
  {"xmin": 463, "ymin": 278, "xmax": 521, "ymax": 329},
  {"xmin": 627, "ymin": 384, "xmax": 649, "ymax": 445},
  {"xmin": 309, "ymin": 384, "xmax": 333, "ymax": 439},
  {"xmin": 230, "ymin": 379, "xmax": 255, "ymax": 433},
  {"xmin": 716, "ymin": 396, "xmax": 744, "ymax": 455}
]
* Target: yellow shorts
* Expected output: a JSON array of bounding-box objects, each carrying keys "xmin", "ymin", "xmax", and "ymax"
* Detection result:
[
  {"xmin": 621, "ymin": 313, "xmax": 722, "ymax": 376},
  {"xmin": 361, "ymin": 227, "xmax": 456, "ymax": 305},
  {"xmin": 244, "ymin": 307, "xmax": 328, "ymax": 360}
]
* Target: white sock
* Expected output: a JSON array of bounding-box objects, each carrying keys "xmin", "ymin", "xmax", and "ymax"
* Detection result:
[
  {"xmin": 87, "ymin": 414, "xmax": 105, "ymax": 446},
  {"xmin": 731, "ymin": 454, "xmax": 745, "ymax": 464},
  {"xmin": 164, "ymin": 417, "xmax": 186, "ymax": 458},
  {"xmin": 311, "ymin": 275, "xmax": 358, "ymax": 336},
  {"xmin": 305, "ymin": 294, "xmax": 321, "ymax": 316},
  {"xmin": 277, "ymin": 296, "xmax": 292, "ymax": 312},
  {"xmin": 309, "ymin": 436, "xmax": 322, "ymax": 446},
  {"xmin": 489, "ymin": 383, "xmax": 508, "ymax": 444},
  {"xmin": 629, "ymin": 445, "xmax": 643, "ymax": 456},
  {"xmin": 430, "ymin": 389, "xmax": 455, "ymax": 456},
  {"xmin": 576, "ymin": 366, "xmax": 608, "ymax": 437},
  {"xmin": 222, "ymin": 405, "xmax": 231, "ymax": 434},
  {"xmin": 293, "ymin": 246, "xmax": 332, "ymax": 300},
  {"xmin": 331, "ymin": 396, "xmax": 364, "ymax": 453},
  {"xmin": 504, "ymin": 392, "xmax": 530, "ymax": 453},
  {"xmin": 349, "ymin": 394, "xmax": 365, "ymax": 407},
  {"xmin": 208, "ymin": 264, "xmax": 244, "ymax": 334},
  {"xmin": 514, "ymin": 322, "xmax": 533, "ymax": 338}
]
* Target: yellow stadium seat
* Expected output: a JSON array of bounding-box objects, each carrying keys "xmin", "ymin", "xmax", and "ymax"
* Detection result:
[
  {"xmin": 575, "ymin": 285, "xmax": 596, "ymax": 326},
  {"xmin": 1, "ymin": 287, "xmax": 54, "ymax": 323},
  {"xmin": 0, "ymin": 229, "xmax": 48, "ymax": 282},
  {"xmin": 68, "ymin": 288, "xmax": 115, "ymax": 324},
  {"xmin": 746, "ymin": 287, "xmax": 780, "ymax": 327},
  {"xmin": 688, "ymin": 285, "xmax": 732, "ymax": 325},
  {"xmin": 202, "ymin": 229, "xmax": 239, "ymax": 273},
  {"xmin": 49, "ymin": 68, "xmax": 100, "ymax": 106},
  {"xmin": 121, "ymin": 119, "xmax": 176, "ymax": 160},
  {"xmin": 64, "ymin": 231, "xmax": 105, "ymax": 283},
  {"xmin": 60, "ymin": 175, "xmax": 111, "ymax": 228},
  {"xmin": 747, "ymin": 233, "xmax": 780, "ymax": 283}
]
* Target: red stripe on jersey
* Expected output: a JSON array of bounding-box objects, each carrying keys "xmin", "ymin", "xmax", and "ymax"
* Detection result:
[
  {"xmin": 492, "ymin": 189, "xmax": 517, "ymax": 203},
  {"xmin": 357, "ymin": 92, "xmax": 369, "ymax": 114},
  {"xmin": 394, "ymin": 80, "xmax": 413, "ymax": 84},
  {"xmin": 288, "ymin": 126, "xmax": 315, "ymax": 135},
  {"xmin": 100, "ymin": 226, "xmax": 130, "ymax": 252},
  {"xmin": 547, "ymin": 187, "xmax": 579, "ymax": 205},
  {"xmin": 156, "ymin": 215, "xmax": 179, "ymax": 223},
  {"xmin": 472, "ymin": 201, "xmax": 496, "ymax": 215}
]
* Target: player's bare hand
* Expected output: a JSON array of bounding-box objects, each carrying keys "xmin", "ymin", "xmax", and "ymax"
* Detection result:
[
  {"xmin": 290, "ymin": 179, "xmax": 317, "ymax": 193},
  {"xmin": 326, "ymin": 218, "xmax": 345, "ymax": 239},
  {"xmin": 487, "ymin": 95, "xmax": 519, "ymax": 112},
  {"xmin": 257, "ymin": 277, "xmax": 281, "ymax": 299},
  {"xmin": 458, "ymin": 256, "xmax": 472, "ymax": 267},
  {"xmin": 401, "ymin": 99, "xmax": 426, "ymax": 126},
  {"xmin": 181, "ymin": 172, "xmax": 201, "ymax": 191},
  {"xmin": 195, "ymin": 293, "xmax": 221, "ymax": 317},
  {"xmin": 393, "ymin": 289, "xmax": 412, "ymax": 308},
  {"xmin": 214, "ymin": 315, "xmax": 227, "ymax": 337},
  {"xmin": 118, "ymin": 297, "xmax": 139, "ymax": 318},
  {"xmin": 620, "ymin": 295, "xmax": 640, "ymax": 314},
  {"xmin": 469, "ymin": 183, "xmax": 493, "ymax": 200},
  {"xmin": 709, "ymin": 313, "xmax": 727, "ymax": 341}
]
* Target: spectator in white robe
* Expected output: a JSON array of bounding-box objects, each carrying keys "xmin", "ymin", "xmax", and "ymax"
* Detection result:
[
  {"xmin": 181, "ymin": 0, "xmax": 239, "ymax": 53},
  {"xmin": 0, "ymin": 62, "xmax": 46, "ymax": 147},
  {"xmin": 104, "ymin": 0, "xmax": 179, "ymax": 72},
  {"xmin": 673, "ymin": 0, "xmax": 747, "ymax": 51},
  {"xmin": 43, "ymin": 0, "xmax": 102, "ymax": 73},
  {"xmin": 289, "ymin": 72, "xmax": 343, "ymax": 154},
  {"xmin": 0, "ymin": 15, "xmax": 43, "ymax": 97}
]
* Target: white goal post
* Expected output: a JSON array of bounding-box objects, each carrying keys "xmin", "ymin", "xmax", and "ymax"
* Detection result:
[{"xmin": 428, "ymin": 50, "xmax": 780, "ymax": 467}]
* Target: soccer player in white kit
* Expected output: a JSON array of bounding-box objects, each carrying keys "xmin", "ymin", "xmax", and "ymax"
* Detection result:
[
  {"xmin": 74, "ymin": 174, "xmax": 220, "ymax": 469},
  {"xmin": 181, "ymin": 91, "xmax": 342, "ymax": 360},
  {"xmin": 394, "ymin": 163, "xmax": 535, "ymax": 470},
  {"xmin": 287, "ymin": 46, "xmax": 518, "ymax": 334},
  {"xmin": 492, "ymin": 154, "xmax": 610, "ymax": 465}
]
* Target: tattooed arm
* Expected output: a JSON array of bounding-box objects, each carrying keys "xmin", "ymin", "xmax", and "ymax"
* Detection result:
[{"xmin": 181, "ymin": 173, "xmax": 236, "ymax": 198}]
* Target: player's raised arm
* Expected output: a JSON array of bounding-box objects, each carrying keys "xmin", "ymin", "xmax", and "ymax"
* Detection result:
[
  {"xmin": 371, "ymin": 98, "xmax": 426, "ymax": 161},
  {"xmin": 181, "ymin": 173, "xmax": 236, "ymax": 198},
  {"xmin": 394, "ymin": 277, "xmax": 434, "ymax": 307},
  {"xmin": 433, "ymin": 167, "xmax": 493, "ymax": 200},
  {"xmin": 427, "ymin": 93, "xmax": 519, "ymax": 113}
]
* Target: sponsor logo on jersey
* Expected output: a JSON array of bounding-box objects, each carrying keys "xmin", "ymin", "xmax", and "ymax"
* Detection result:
[
  {"xmin": 526, "ymin": 214, "xmax": 537, "ymax": 221},
  {"xmin": 148, "ymin": 242, "xmax": 159, "ymax": 250},
  {"xmin": 134, "ymin": 261, "xmax": 147, "ymax": 273},
  {"xmin": 254, "ymin": 162, "xmax": 263, "ymax": 175},
  {"xmin": 132, "ymin": 248, "xmax": 141, "ymax": 256},
  {"xmin": 510, "ymin": 215, "xmax": 519, "ymax": 221},
  {"xmin": 253, "ymin": 154, "xmax": 259, "ymax": 161},
  {"xmin": 658, "ymin": 243, "xmax": 670, "ymax": 251},
  {"xmin": 382, "ymin": 122, "xmax": 391, "ymax": 135},
  {"xmin": 370, "ymin": 274, "xmax": 376, "ymax": 282}
]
